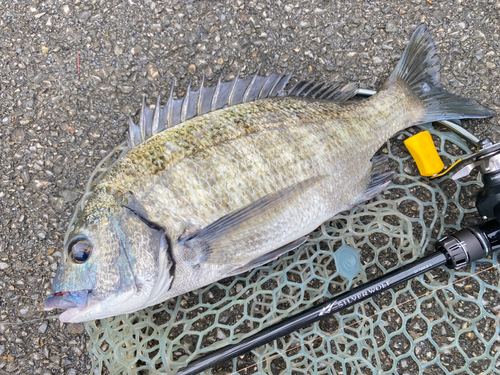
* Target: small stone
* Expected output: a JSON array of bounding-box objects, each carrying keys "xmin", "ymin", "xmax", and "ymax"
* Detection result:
[
  {"xmin": 432, "ymin": 10, "xmax": 445, "ymax": 20},
  {"xmin": 188, "ymin": 64, "xmax": 196, "ymax": 74},
  {"xmin": 114, "ymin": 45, "xmax": 123, "ymax": 56},
  {"xmin": 138, "ymin": 78, "xmax": 149, "ymax": 87},
  {"xmin": 20, "ymin": 307, "xmax": 29, "ymax": 315},
  {"xmin": 11, "ymin": 128, "xmax": 25, "ymax": 143},
  {"xmin": 205, "ymin": 65, "xmax": 213, "ymax": 78},
  {"xmin": 5, "ymin": 363, "xmax": 18, "ymax": 372},
  {"xmin": 475, "ymin": 30, "xmax": 486, "ymax": 39},
  {"xmin": 0, "ymin": 263, "xmax": 9, "ymax": 270},
  {"xmin": 39, "ymin": 321, "xmax": 48, "ymax": 334},
  {"xmin": 34, "ymin": 74, "xmax": 45, "ymax": 84},
  {"xmin": 22, "ymin": 171, "xmax": 30, "ymax": 184},
  {"xmin": 62, "ymin": 4, "xmax": 71, "ymax": 15},
  {"xmin": 131, "ymin": 45, "xmax": 142, "ymax": 55},
  {"xmin": 299, "ymin": 21, "xmax": 310, "ymax": 28},
  {"xmin": 386, "ymin": 20, "xmax": 396, "ymax": 32},
  {"xmin": 62, "ymin": 190, "xmax": 80, "ymax": 202},
  {"xmin": 41, "ymin": 46, "xmax": 49, "ymax": 56},
  {"xmin": 147, "ymin": 64, "xmax": 159, "ymax": 80},
  {"xmin": 34, "ymin": 180, "xmax": 50, "ymax": 189},
  {"xmin": 19, "ymin": 118, "xmax": 30, "ymax": 125},
  {"xmin": 38, "ymin": 232, "xmax": 46, "ymax": 239},
  {"xmin": 372, "ymin": 56, "xmax": 383, "ymax": 64},
  {"xmin": 118, "ymin": 85, "xmax": 134, "ymax": 94},
  {"xmin": 464, "ymin": 284, "xmax": 473, "ymax": 291},
  {"xmin": 67, "ymin": 323, "xmax": 85, "ymax": 335},
  {"xmin": 79, "ymin": 11, "xmax": 91, "ymax": 21},
  {"xmin": 216, "ymin": 329, "xmax": 227, "ymax": 340}
]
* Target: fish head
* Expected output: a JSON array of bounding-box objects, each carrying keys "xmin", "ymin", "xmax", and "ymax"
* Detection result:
[{"xmin": 45, "ymin": 190, "xmax": 172, "ymax": 323}]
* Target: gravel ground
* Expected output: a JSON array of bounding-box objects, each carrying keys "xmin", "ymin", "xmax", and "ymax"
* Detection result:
[{"xmin": 1, "ymin": 0, "xmax": 499, "ymax": 374}]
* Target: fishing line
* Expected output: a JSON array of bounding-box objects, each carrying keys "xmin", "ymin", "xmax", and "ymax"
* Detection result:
[{"xmin": 231, "ymin": 260, "xmax": 500, "ymax": 375}]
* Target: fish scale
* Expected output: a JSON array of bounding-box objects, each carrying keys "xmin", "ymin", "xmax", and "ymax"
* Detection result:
[
  {"xmin": 133, "ymin": 100, "xmax": 370, "ymax": 234},
  {"xmin": 128, "ymin": 92, "xmax": 420, "ymax": 253},
  {"xmin": 45, "ymin": 25, "xmax": 496, "ymax": 323}
]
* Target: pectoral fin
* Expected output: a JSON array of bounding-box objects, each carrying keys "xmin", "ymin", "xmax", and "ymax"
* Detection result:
[
  {"xmin": 178, "ymin": 176, "xmax": 330, "ymax": 272},
  {"xmin": 225, "ymin": 236, "xmax": 308, "ymax": 277}
]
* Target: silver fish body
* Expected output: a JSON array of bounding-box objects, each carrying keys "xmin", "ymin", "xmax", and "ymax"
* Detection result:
[{"xmin": 45, "ymin": 25, "xmax": 495, "ymax": 323}]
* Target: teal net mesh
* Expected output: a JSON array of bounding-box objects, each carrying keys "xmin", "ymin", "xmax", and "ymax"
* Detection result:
[{"xmin": 85, "ymin": 123, "xmax": 500, "ymax": 374}]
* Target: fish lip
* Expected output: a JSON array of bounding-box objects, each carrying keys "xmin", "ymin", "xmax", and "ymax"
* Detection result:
[{"xmin": 44, "ymin": 289, "xmax": 91, "ymax": 311}]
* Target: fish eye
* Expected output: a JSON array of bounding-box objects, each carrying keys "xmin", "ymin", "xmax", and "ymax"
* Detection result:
[{"xmin": 68, "ymin": 237, "xmax": 92, "ymax": 264}]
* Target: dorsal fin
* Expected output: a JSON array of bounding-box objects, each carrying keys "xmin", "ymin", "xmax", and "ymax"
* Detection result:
[
  {"xmin": 127, "ymin": 71, "xmax": 359, "ymax": 148},
  {"xmin": 286, "ymin": 78, "xmax": 359, "ymax": 101},
  {"xmin": 93, "ymin": 72, "xmax": 360, "ymax": 195},
  {"xmin": 128, "ymin": 70, "xmax": 294, "ymax": 148},
  {"xmin": 69, "ymin": 71, "xmax": 361, "ymax": 237}
]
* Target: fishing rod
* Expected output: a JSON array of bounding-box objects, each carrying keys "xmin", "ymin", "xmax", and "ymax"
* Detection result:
[
  {"xmin": 176, "ymin": 91, "xmax": 500, "ymax": 375},
  {"xmin": 177, "ymin": 224, "xmax": 500, "ymax": 375}
]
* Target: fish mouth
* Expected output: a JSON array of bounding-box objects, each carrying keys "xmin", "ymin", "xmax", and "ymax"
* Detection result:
[{"xmin": 44, "ymin": 289, "xmax": 90, "ymax": 312}]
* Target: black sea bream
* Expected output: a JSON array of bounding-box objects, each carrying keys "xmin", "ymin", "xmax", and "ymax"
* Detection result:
[{"xmin": 45, "ymin": 25, "xmax": 495, "ymax": 323}]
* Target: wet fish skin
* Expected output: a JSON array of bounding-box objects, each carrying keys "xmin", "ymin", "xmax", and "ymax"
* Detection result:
[
  {"xmin": 46, "ymin": 25, "xmax": 495, "ymax": 323},
  {"xmin": 120, "ymin": 89, "xmax": 421, "ymax": 241}
]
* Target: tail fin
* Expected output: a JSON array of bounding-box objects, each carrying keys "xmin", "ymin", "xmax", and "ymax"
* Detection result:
[{"xmin": 386, "ymin": 24, "xmax": 495, "ymax": 123}]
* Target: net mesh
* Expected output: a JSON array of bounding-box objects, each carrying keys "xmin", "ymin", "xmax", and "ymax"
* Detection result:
[{"xmin": 85, "ymin": 123, "xmax": 500, "ymax": 374}]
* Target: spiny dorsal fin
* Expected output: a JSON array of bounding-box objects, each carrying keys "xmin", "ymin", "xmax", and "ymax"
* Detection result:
[
  {"xmin": 128, "ymin": 70, "xmax": 294, "ymax": 148},
  {"xmin": 127, "ymin": 71, "xmax": 359, "ymax": 148},
  {"xmin": 71, "ymin": 72, "xmax": 361, "ymax": 237}
]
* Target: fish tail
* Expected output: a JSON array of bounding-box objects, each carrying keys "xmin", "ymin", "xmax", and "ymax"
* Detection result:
[{"xmin": 386, "ymin": 24, "xmax": 495, "ymax": 122}]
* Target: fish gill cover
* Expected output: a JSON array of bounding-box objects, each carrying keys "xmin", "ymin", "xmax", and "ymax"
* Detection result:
[{"xmin": 85, "ymin": 123, "xmax": 500, "ymax": 374}]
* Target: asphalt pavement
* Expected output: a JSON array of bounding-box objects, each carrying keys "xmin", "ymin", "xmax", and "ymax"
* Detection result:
[{"xmin": 0, "ymin": 0, "xmax": 499, "ymax": 374}]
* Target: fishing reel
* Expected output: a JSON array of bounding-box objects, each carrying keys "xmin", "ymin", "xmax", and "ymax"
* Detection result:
[{"xmin": 435, "ymin": 138, "xmax": 500, "ymax": 269}]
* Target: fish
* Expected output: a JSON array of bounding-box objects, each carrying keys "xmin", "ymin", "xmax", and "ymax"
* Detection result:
[{"xmin": 44, "ymin": 24, "xmax": 495, "ymax": 323}]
